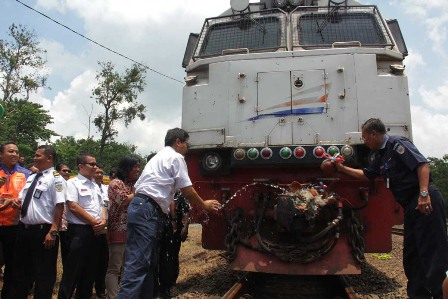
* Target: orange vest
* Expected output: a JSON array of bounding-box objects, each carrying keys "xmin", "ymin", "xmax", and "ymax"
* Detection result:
[{"xmin": 0, "ymin": 164, "xmax": 29, "ymax": 226}]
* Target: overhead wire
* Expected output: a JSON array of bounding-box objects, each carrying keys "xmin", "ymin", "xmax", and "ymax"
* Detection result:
[{"xmin": 15, "ymin": 0, "xmax": 184, "ymax": 84}]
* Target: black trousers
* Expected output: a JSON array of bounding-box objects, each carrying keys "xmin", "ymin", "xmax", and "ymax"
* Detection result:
[
  {"xmin": 9, "ymin": 223, "xmax": 58, "ymax": 299},
  {"xmin": 94, "ymin": 233, "xmax": 109, "ymax": 296},
  {"xmin": 403, "ymin": 184, "xmax": 448, "ymax": 299},
  {"xmin": 154, "ymin": 221, "xmax": 182, "ymax": 294},
  {"xmin": 57, "ymin": 224, "xmax": 101, "ymax": 299},
  {"xmin": 0, "ymin": 225, "xmax": 17, "ymax": 299},
  {"xmin": 59, "ymin": 230, "xmax": 69, "ymax": 267}
]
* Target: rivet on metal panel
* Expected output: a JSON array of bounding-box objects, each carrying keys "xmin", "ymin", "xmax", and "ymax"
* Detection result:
[
  {"xmin": 238, "ymin": 73, "xmax": 246, "ymax": 78},
  {"xmin": 297, "ymin": 117, "xmax": 304, "ymax": 124},
  {"xmin": 238, "ymin": 95, "xmax": 246, "ymax": 103},
  {"xmin": 337, "ymin": 67, "xmax": 344, "ymax": 73},
  {"xmin": 279, "ymin": 117, "xmax": 286, "ymax": 124}
]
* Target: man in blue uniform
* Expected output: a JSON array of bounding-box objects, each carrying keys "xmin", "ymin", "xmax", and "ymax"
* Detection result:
[{"xmin": 335, "ymin": 118, "xmax": 448, "ymax": 298}]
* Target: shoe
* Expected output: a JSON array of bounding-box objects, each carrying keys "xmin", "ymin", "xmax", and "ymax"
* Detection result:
[{"xmin": 96, "ymin": 294, "xmax": 106, "ymax": 299}]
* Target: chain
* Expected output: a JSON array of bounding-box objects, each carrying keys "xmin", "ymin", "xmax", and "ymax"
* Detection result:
[
  {"xmin": 224, "ymin": 209, "xmax": 243, "ymax": 261},
  {"xmin": 347, "ymin": 209, "xmax": 366, "ymax": 263}
]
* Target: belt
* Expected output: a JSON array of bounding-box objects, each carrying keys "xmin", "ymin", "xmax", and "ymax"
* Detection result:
[
  {"xmin": 135, "ymin": 193, "xmax": 166, "ymax": 216},
  {"xmin": 19, "ymin": 222, "xmax": 51, "ymax": 230}
]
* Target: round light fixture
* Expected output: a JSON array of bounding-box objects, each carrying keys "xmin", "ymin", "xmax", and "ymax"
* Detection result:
[
  {"xmin": 234, "ymin": 148, "xmax": 246, "ymax": 160},
  {"xmin": 279, "ymin": 147, "xmax": 292, "ymax": 159},
  {"xmin": 247, "ymin": 148, "xmax": 259, "ymax": 160},
  {"xmin": 273, "ymin": 0, "xmax": 288, "ymax": 8},
  {"xmin": 202, "ymin": 152, "xmax": 222, "ymax": 171},
  {"xmin": 260, "ymin": 147, "xmax": 273, "ymax": 159},
  {"xmin": 327, "ymin": 146, "xmax": 340, "ymax": 156},
  {"xmin": 341, "ymin": 145, "xmax": 354, "ymax": 158},
  {"xmin": 313, "ymin": 146, "xmax": 325, "ymax": 158},
  {"xmin": 293, "ymin": 146, "xmax": 306, "ymax": 159}
]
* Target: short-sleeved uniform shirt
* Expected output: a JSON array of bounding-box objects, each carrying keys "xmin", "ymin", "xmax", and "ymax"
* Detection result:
[
  {"xmin": 66, "ymin": 174, "xmax": 104, "ymax": 224},
  {"xmin": 363, "ymin": 135, "xmax": 428, "ymax": 201},
  {"xmin": 19, "ymin": 167, "xmax": 66, "ymax": 225},
  {"xmin": 0, "ymin": 164, "xmax": 30, "ymax": 226},
  {"xmin": 134, "ymin": 146, "xmax": 192, "ymax": 215}
]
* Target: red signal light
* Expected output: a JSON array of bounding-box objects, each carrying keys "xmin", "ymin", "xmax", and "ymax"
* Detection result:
[
  {"xmin": 313, "ymin": 146, "xmax": 325, "ymax": 158},
  {"xmin": 293, "ymin": 147, "xmax": 306, "ymax": 159}
]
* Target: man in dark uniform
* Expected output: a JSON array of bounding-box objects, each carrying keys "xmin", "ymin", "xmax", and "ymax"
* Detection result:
[{"xmin": 335, "ymin": 118, "xmax": 448, "ymax": 298}]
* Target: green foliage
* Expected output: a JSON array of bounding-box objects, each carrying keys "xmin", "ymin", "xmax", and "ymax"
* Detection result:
[
  {"xmin": 0, "ymin": 24, "xmax": 47, "ymax": 102},
  {"xmin": 53, "ymin": 136, "xmax": 146, "ymax": 174},
  {"xmin": 0, "ymin": 99, "xmax": 58, "ymax": 147},
  {"xmin": 428, "ymin": 156, "xmax": 448, "ymax": 214},
  {"xmin": 91, "ymin": 61, "xmax": 147, "ymax": 157}
]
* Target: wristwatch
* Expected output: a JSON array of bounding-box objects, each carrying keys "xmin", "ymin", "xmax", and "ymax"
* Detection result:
[
  {"xmin": 420, "ymin": 190, "xmax": 428, "ymax": 197},
  {"xmin": 50, "ymin": 230, "xmax": 59, "ymax": 238}
]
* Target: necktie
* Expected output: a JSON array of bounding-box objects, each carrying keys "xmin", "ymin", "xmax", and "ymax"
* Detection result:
[{"xmin": 21, "ymin": 172, "xmax": 43, "ymax": 218}]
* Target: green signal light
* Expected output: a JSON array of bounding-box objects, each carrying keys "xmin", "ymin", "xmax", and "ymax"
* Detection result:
[
  {"xmin": 279, "ymin": 147, "xmax": 292, "ymax": 159},
  {"xmin": 247, "ymin": 148, "xmax": 259, "ymax": 159}
]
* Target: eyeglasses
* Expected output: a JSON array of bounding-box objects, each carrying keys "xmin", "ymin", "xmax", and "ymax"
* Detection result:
[
  {"xmin": 61, "ymin": 169, "xmax": 71, "ymax": 173},
  {"xmin": 82, "ymin": 162, "xmax": 98, "ymax": 167}
]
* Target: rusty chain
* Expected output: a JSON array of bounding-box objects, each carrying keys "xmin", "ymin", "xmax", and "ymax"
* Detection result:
[
  {"xmin": 224, "ymin": 209, "xmax": 243, "ymax": 261},
  {"xmin": 347, "ymin": 209, "xmax": 366, "ymax": 263}
]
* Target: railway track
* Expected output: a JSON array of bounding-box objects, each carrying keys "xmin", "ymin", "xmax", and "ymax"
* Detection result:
[{"xmin": 221, "ymin": 273, "xmax": 358, "ymax": 299}]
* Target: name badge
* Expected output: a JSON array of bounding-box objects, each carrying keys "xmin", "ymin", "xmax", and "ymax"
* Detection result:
[{"xmin": 33, "ymin": 190, "xmax": 43, "ymax": 199}]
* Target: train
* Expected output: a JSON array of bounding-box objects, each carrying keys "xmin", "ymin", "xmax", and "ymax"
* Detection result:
[{"xmin": 181, "ymin": 0, "xmax": 409, "ymax": 276}]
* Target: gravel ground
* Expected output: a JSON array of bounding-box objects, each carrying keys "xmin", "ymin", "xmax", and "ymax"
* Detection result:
[{"xmin": 173, "ymin": 224, "xmax": 408, "ymax": 298}]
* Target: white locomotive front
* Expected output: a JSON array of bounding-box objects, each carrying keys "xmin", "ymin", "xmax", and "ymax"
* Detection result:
[{"xmin": 181, "ymin": 0, "xmax": 408, "ymax": 275}]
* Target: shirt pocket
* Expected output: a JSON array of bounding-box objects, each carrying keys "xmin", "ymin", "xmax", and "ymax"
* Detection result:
[
  {"xmin": 33, "ymin": 184, "xmax": 48, "ymax": 199},
  {"xmin": 76, "ymin": 187, "xmax": 93, "ymax": 208}
]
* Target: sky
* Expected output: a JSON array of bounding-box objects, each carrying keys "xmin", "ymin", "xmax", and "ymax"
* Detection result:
[{"xmin": 1, "ymin": 0, "xmax": 448, "ymax": 158}]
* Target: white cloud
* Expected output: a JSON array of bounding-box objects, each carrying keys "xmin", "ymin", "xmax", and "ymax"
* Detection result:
[
  {"xmin": 411, "ymin": 105, "xmax": 448, "ymax": 158},
  {"xmin": 419, "ymin": 82, "xmax": 448, "ymax": 112},
  {"xmin": 398, "ymin": 0, "xmax": 448, "ymax": 55}
]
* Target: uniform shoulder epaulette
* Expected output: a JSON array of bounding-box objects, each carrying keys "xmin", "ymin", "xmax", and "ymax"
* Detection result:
[{"xmin": 53, "ymin": 170, "xmax": 60, "ymax": 177}]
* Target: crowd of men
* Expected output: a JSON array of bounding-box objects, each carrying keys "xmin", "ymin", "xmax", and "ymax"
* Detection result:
[{"xmin": 0, "ymin": 127, "xmax": 219, "ymax": 299}]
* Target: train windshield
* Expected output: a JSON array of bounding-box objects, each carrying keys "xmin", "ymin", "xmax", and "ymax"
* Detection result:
[
  {"xmin": 296, "ymin": 9, "xmax": 390, "ymax": 47},
  {"xmin": 198, "ymin": 16, "xmax": 281, "ymax": 57}
]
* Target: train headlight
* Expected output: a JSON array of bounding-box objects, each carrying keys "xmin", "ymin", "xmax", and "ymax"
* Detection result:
[
  {"xmin": 202, "ymin": 152, "xmax": 222, "ymax": 171},
  {"xmin": 273, "ymin": 0, "xmax": 287, "ymax": 8},
  {"xmin": 247, "ymin": 148, "xmax": 259, "ymax": 160},
  {"xmin": 293, "ymin": 146, "xmax": 306, "ymax": 159},
  {"xmin": 313, "ymin": 146, "xmax": 325, "ymax": 158}
]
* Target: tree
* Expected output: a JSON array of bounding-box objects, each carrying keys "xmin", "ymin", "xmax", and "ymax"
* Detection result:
[
  {"xmin": 428, "ymin": 156, "xmax": 448, "ymax": 215},
  {"xmin": 92, "ymin": 61, "xmax": 146, "ymax": 158},
  {"xmin": 0, "ymin": 24, "xmax": 47, "ymax": 102},
  {"xmin": 0, "ymin": 99, "xmax": 57, "ymax": 147},
  {"xmin": 53, "ymin": 136, "xmax": 146, "ymax": 174}
]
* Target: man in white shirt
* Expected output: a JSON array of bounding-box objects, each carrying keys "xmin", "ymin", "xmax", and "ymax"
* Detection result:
[
  {"xmin": 57, "ymin": 153, "xmax": 107, "ymax": 299},
  {"xmin": 10, "ymin": 145, "xmax": 66, "ymax": 299},
  {"xmin": 117, "ymin": 128, "xmax": 221, "ymax": 299}
]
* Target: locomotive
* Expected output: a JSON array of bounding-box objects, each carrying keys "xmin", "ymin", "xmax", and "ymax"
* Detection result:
[{"xmin": 181, "ymin": 0, "xmax": 409, "ymax": 275}]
